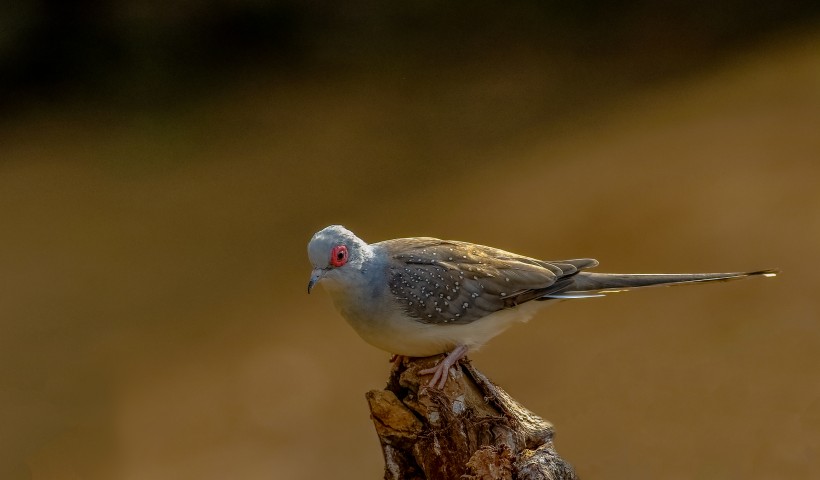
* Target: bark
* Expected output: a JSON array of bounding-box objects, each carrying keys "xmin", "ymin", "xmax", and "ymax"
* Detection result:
[{"xmin": 366, "ymin": 355, "xmax": 579, "ymax": 480}]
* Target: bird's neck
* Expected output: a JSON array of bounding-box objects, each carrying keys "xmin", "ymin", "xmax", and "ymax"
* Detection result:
[{"xmin": 325, "ymin": 246, "xmax": 386, "ymax": 316}]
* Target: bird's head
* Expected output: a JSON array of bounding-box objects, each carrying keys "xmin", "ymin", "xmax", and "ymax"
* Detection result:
[{"xmin": 307, "ymin": 225, "xmax": 371, "ymax": 293}]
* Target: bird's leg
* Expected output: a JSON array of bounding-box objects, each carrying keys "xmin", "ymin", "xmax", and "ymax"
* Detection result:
[
  {"xmin": 418, "ymin": 344, "xmax": 469, "ymax": 389},
  {"xmin": 389, "ymin": 354, "xmax": 405, "ymax": 365}
]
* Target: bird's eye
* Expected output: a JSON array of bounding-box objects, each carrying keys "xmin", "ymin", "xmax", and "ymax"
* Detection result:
[{"xmin": 330, "ymin": 245, "xmax": 349, "ymax": 267}]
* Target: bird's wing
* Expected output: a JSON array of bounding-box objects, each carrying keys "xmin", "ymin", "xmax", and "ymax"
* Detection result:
[{"xmin": 377, "ymin": 237, "xmax": 598, "ymax": 325}]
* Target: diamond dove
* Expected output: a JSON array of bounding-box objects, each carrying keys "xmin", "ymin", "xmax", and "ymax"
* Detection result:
[{"xmin": 307, "ymin": 225, "xmax": 776, "ymax": 388}]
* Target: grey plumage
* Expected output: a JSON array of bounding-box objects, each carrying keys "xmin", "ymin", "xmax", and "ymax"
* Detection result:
[
  {"xmin": 561, "ymin": 270, "xmax": 777, "ymax": 294},
  {"xmin": 307, "ymin": 225, "xmax": 777, "ymax": 388},
  {"xmin": 382, "ymin": 237, "xmax": 596, "ymax": 325},
  {"xmin": 379, "ymin": 237, "xmax": 775, "ymax": 326}
]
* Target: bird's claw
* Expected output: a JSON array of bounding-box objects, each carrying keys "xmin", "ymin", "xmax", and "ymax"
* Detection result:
[{"xmin": 418, "ymin": 345, "xmax": 468, "ymax": 389}]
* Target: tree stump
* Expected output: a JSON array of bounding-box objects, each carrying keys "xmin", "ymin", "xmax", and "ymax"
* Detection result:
[{"xmin": 365, "ymin": 355, "xmax": 578, "ymax": 480}]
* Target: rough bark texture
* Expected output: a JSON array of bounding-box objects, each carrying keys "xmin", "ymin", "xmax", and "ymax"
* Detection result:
[{"xmin": 366, "ymin": 356, "xmax": 578, "ymax": 480}]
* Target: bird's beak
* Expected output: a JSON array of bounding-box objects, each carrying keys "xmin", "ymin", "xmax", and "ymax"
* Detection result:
[{"xmin": 308, "ymin": 268, "xmax": 325, "ymax": 294}]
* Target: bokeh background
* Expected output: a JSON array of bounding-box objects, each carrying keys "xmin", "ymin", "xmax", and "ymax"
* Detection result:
[{"xmin": 2, "ymin": 1, "xmax": 820, "ymax": 479}]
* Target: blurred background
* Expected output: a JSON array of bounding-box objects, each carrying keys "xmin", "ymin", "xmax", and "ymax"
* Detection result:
[{"xmin": 1, "ymin": 1, "xmax": 819, "ymax": 478}]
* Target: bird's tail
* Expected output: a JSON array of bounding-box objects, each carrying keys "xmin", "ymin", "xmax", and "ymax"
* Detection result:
[{"xmin": 542, "ymin": 269, "xmax": 778, "ymax": 299}]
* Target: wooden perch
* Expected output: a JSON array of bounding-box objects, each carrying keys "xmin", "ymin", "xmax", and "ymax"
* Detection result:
[{"xmin": 366, "ymin": 355, "xmax": 578, "ymax": 480}]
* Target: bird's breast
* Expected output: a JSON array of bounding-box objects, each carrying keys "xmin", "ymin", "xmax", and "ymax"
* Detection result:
[{"xmin": 326, "ymin": 276, "xmax": 550, "ymax": 356}]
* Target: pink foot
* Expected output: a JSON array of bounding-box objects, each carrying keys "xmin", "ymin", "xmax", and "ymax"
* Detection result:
[
  {"xmin": 418, "ymin": 345, "xmax": 468, "ymax": 389},
  {"xmin": 389, "ymin": 354, "xmax": 405, "ymax": 366}
]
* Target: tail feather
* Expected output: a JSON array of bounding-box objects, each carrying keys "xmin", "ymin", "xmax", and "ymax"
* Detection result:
[{"xmin": 542, "ymin": 269, "xmax": 777, "ymax": 299}]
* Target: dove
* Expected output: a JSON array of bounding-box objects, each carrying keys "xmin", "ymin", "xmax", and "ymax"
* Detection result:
[{"xmin": 307, "ymin": 225, "xmax": 776, "ymax": 388}]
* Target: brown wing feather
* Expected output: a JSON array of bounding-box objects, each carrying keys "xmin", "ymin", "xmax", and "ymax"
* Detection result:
[{"xmin": 378, "ymin": 238, "xmax": 597, "ymax": 325}]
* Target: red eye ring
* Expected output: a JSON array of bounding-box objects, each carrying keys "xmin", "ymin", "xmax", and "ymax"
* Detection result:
[{"xmin": 330, "ymin": 245, "xmax": 349, "ymax": 267}]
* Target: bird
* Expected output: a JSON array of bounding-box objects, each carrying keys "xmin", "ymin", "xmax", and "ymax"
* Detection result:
[{"xmin": 307, "ymin": 225, "xmax": 776, "ymax": 388}]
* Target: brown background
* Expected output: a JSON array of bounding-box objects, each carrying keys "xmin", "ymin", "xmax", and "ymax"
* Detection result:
[{"xmin": 1, "ymin": 3, "xmax": 819, "ymax": 479}]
